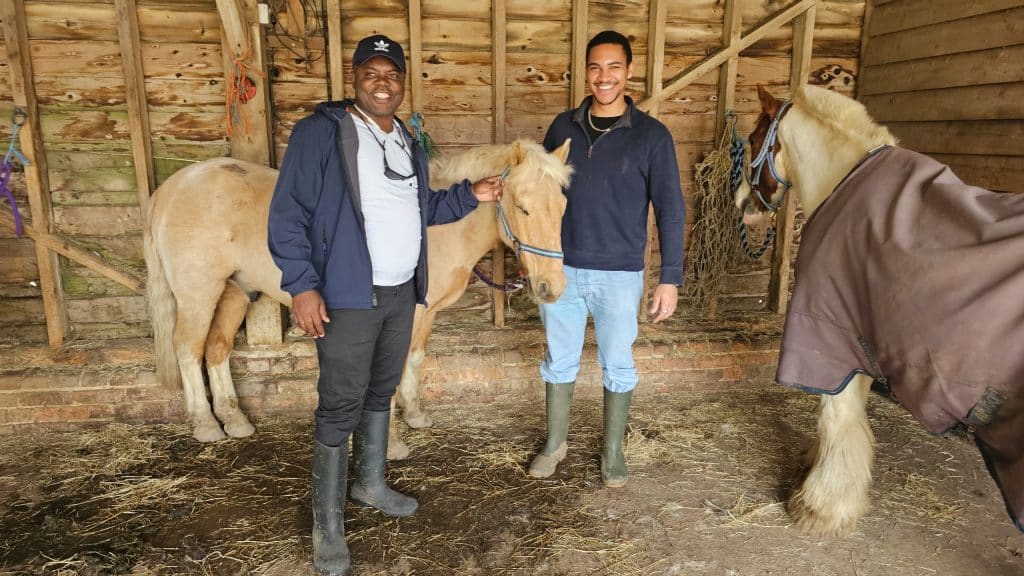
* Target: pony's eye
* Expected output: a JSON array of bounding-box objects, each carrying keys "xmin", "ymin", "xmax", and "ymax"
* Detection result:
[{"xmin": 515, "ymin": 204, "xmax": 530, "ymax": 216}]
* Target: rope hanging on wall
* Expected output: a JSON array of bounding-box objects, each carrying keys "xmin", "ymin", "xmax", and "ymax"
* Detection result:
[
  {"xmin": 684, "ymin": 112, "xmax": 749, "ymax": 312},
  {"xmin": 1, "ymin": 108, "xmax": 29, "ymax": 238},
  {"xmin": 225, "ymin": 45, "xmax": 265, "ymax": 138},
  {"xmin": 409, "ymin": 112, "xmax": 439, "ymax": 160}
]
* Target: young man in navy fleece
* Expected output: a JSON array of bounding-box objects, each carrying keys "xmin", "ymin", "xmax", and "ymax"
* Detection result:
[{"xmin": 528, "ymin": 30, "xmax": 685, "ymax": 487}]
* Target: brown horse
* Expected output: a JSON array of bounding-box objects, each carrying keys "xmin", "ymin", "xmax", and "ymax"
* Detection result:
[{"xmin": 144, "ymin": 139, "xmax": 572, "ymax": 452}]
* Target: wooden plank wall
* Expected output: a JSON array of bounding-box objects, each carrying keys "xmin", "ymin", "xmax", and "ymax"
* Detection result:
[
  {"xmin": 0, "ymin": 0, "xmax": 866, "ymax": 342},
  {"xmin": 858, "ymin": 0, "xmax": 1024, "ymax": 193}
]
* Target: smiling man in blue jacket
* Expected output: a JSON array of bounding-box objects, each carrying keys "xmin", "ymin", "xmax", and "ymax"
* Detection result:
[
  {"xmin": 267, "ymin": 35, "xmax": 503, "ymax": 576},
  {"xmin": 528, "ymin": 31, "xmax": 686, "ymax": 488}
]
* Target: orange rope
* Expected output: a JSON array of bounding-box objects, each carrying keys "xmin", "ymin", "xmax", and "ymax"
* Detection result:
[{"xmin": 225, "ymin": 45, "xmax": 265, "ymax": 138}]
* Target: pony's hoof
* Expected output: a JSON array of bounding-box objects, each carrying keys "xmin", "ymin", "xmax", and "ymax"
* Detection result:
[
  {"xmin": 223, "ymin": 416, "xmax": 255, "ymax": 438},
  {"xmin": 404, "ymin": 411, "xmax": 433, "ymax": 429},
  {"xmin": 788, "ymin": 492, "xmax": 859, "ymax": 538},
  {"xmin": 387, "ymin": 438, "xmax": 411, "ymax": 461},
  {"xmin": 193, "ymin": 423, "xmax": 228, "ymax": 443}
]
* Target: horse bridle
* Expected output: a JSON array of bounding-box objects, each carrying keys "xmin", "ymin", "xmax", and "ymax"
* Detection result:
[
  {"xmin": 495, "ymin": 199, "xmax": 564, "ymax": 260},
  {"xmin": 736, "ymin": 100, "xmax": 792, "ymax": 259}
]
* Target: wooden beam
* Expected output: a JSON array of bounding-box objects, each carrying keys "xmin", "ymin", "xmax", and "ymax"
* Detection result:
[
  {"xmin": 768, "ymin": 5, "xmax": 816, "ymax": 315},
  {"xmin": 216, "ymin": 0, "xmax": 250, "ymax": 56},
  {"xmin": 714, "ymin": 0, "xmax": 742, "ymax": 141},
  {"xmin": 1, "ymin": 0, "xmax": 69, "ymax": 346},
  {"xmin": 0, "ymin": 211, "xmax": 145, "ymax": 296},
  {"xmin": 115, "ymin": 0, "xmax": 156, "ymax": 224},
  {"xmin": 854, "ymin": 0, "xmax": 875, "ymax": 101},
  {"xmin": 285, "ymin": 0, "xmax": 305, "ymax": 36},
  {"xmin": 570, "ymin": 0, "xmax": 588, "ymax": 107},
  {"xmin": 408, "ymin": 0, "xmax": 424, "ymax": 112},
  {"xmin": 641, "ymin": 0, "xmax": 666, "ymax": 322},
  {"xmin": 326, "ymin": 0, "xmax": 344, "ymax": 100},
  {"xmin": 491, "ymin": 0, "xmax": 508, "ymax": 327},
  {"xmin": 637, "ymin": 0, "xmax": 820, "ymax": 112}
]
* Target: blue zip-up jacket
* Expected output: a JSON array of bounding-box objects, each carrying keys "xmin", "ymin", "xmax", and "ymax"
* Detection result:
[
  {"xmin": 267, "ymin": 100, "xmax": 479, "ymax": 309},
  {"xmin": 543, "ymin": 96, "xmax": 686, "ymax": 286}
]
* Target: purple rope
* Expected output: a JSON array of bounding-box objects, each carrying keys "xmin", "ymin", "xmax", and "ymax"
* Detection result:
[
  {"xmin": 0, "ymin": 161, "xmax": 23, "ymax": 238},
  {"xmin": 472, "ymin": 265, "xmax": 525, "ymax": 293}
]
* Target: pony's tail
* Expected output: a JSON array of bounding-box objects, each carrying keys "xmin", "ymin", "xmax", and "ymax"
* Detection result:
[{"xmin": 143, "ymin": 203, "xmax": 181, "ymax": 390}]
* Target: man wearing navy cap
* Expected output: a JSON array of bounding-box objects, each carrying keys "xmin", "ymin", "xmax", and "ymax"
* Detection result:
[{"xmin": 268, "ymin": 34, "xmax": 504, "ymax": 575}]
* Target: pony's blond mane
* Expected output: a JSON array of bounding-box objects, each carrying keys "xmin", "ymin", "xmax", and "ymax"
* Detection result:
[
  {"xmin": 793, "ymin": 85, "xmax": 896, "ymax": 148},
  {"xmin": 429, "ymin": 139, "xmax": 572, "ymax": 192}
]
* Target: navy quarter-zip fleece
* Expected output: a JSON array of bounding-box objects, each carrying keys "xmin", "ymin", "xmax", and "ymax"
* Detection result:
[
  {"xmin": 543, "ymin": 96, "xmax": 685, "ymax": 286},
  {"xmin": 267, "ymin": 100, "xmax": 479, "ymax": 309}
]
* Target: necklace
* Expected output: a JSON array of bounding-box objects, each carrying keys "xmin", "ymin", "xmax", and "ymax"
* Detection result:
[{"xmin": 587, "ymin": 108, "xmax": 613, "ymax": 133}]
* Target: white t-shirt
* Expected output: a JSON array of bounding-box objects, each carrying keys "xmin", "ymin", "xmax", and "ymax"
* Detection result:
[{"xmin": 352, "ymin": 114, "xmax": 422, "ymax": 286}]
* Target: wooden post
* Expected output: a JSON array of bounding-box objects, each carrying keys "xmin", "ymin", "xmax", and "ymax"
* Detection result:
[
  {"xmin": 854, "ymin": 0, "xmax": 875, "ymax": 101},
  {"xmin": 491, "ymin": 0, "xmax": 508, "ymax": 327},
  {"xmin": 767, "ymin": 5, "xmax": 817, "ymax": 314},
  {"xmin": 641, "ymin": 0, "xmax": 666, "ymax": 321},
  {"xmin": 1, "ymin": 0, "xmax": 69, "ymax": 346},
  {"xmin": 570, "ymin": 0, "xmax": 589, "ymax": 107},
  {"xmin": 326, "ymin": 0, "xmax": 344, "ymax": 100},
  {"xmin": 408, "ymin": 0, "xmax": 423, "ymax": 113},
  {"xmin": 218, "ymin": 0, "xmax": 282, "ymax": 344},
  {"xmin": 115, "ymin": 0, "xmax": 156, "ymax": 222},
  {"xmin": 714, "ymin": 0, "xmax": 742, "ymax": 142}
]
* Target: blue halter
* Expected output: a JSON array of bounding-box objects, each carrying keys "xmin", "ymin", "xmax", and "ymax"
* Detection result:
[
  {"xmin": 496, "ymin": 202, "xmax": 563, "ymax": 260},
  {"xmin": 748, "ymin": 100, "xmax": 793, "ymax": 211}
]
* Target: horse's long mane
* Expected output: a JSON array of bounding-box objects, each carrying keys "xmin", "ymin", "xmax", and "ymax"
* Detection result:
[
  {"xmin": 429, "ymin": 139, "xmax": 572, "ymax": 190},
  {"xmin": 793, "ymin": 85, "xmax": 897, "ymax": 149}
]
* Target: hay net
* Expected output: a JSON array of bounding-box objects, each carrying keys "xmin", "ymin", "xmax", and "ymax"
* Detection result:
[{"xmin": 684, "ymin": 112, "xmax": 748, "ymax": 312}]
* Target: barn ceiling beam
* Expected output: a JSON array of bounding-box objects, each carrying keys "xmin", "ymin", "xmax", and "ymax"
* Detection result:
[
  {"xmin": 768, "ymin": 6, "xmax": 818, "ymax": 315},
  {"xmin": 637, "ymin": 0, "xmax": 821, "ymax": 112},
  {"xmin": 326, "ymin": 0, "xmax": 344, "ymax": 100},
  {"xmin": 115, "ymin": 0, "xmax": 156, "ymax": 223},
  {"xmin": 0, "ymin": 211, "xmax": 145, "ymax": 296},
  {"xmin": 1, "ymin": 0, "xmax": 69, "ymax": 346},
  {"xmin": 491, "ymin": 0, "xmax": 508, "ymax": 327}
]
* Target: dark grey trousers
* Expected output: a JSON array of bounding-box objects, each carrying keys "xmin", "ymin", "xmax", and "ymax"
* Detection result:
[{"xmin": 314, "ymin": 280, "xmax": 416, "ymax": 446}]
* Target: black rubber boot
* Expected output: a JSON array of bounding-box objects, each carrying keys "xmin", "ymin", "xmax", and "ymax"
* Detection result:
[
  {"xmin": 350, "ymin": 410, "xmax": 418, "ymax": 517},
  {"xmin": 312, "ymin": 440, "xmax": 350, "ymax": 576},
  {"xmin": 601, "ymin": 388, "xmax": 633, "ymax": 488},
  {"xmin": 528, "ymin": 381, "xmax": 575, "ymax": 478}
]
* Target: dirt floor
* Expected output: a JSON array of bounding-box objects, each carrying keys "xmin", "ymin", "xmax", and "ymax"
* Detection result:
[{"xmin": 1, "ymin": 382, "xmax": 1021, "ymax": 576}]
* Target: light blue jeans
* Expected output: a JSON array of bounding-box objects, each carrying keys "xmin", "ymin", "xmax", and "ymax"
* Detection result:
[{"xmin": 540, "ymin": 265, "xmax": 644, "ymax": 393}]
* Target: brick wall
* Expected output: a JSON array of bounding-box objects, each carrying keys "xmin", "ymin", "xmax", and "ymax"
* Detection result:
[{"xmin": 0, "ymin": 319, "xmax": 782, "ymax": 434}]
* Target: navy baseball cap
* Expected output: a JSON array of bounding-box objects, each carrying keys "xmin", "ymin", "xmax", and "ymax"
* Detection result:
[{"xmin": 352, "ymin": 34, "xmax": 406, "ymax": 72}]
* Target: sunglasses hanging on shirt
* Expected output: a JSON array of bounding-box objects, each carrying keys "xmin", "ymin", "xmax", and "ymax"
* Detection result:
[{"xmin": 351, "ymin": 105, "xmax": 415, "ymax": 181}]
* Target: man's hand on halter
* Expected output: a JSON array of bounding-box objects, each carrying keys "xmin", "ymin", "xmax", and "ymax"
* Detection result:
[
  {"xmin": 649, "ymin": 283, "xmax": 678, "ymax": 324},
  {"xmin": 292, "ymin": 289, "xmax": 330, "ymax": 338},
  {"xmin": 472, "ymin": 175, "xmax": 504, "ymax": 202}
]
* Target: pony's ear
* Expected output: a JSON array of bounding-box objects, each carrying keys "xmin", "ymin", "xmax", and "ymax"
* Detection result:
[
  {"xmin": 552, "ymin": 138, "xmax": 571, "ymax": 163},
  {"xmin": 756, "ymin": 84, "xmax": 780, "ymax": 116}
]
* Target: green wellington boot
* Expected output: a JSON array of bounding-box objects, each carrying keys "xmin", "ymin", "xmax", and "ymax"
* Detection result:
[
  {"xmin": 528, "ymin": 381, "xmax": 575, "ymax": 478},
  {"xmin": 601, "ymin": 388, "xmax": 633, "ymax": 488},
  {"xmin": 312, "ymin": 440, "xmax": 350, "ymax": 576},
  {"xmin": 349, "ymin": 410, "xmax": 418, "ymax": 517}
]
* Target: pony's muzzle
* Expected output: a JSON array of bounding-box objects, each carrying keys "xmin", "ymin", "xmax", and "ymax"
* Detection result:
[{"xmin": 534, "ymin": 279, "xmax": 561, "ymax": 303}]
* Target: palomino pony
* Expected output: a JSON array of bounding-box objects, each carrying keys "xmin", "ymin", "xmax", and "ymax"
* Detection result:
[
  {"xmin": 735, "ymin": 85, "xmax": 1024, "ymax": 536},
  {"xmin": 145, "ymin": 139, "xmax": 571, "ymax": 452}
]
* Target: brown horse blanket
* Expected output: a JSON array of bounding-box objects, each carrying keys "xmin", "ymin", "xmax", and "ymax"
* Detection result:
[{"xmin": 776, "ymin": 145, "xmax": 1024, "ymax": 532}]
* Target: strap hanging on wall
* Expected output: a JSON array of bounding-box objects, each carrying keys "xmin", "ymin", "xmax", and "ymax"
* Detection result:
[{"xmin": 1, "ymin": 107, "xmax": 29, "ymax": 238}]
